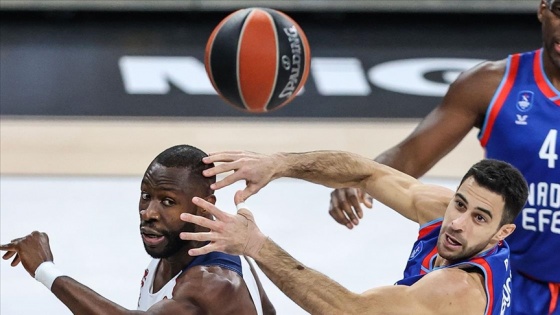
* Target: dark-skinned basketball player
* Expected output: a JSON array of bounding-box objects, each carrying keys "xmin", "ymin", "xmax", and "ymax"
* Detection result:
[{"xmin": 1, "ymin": 145, "xmax": 275, "ymax": 315}]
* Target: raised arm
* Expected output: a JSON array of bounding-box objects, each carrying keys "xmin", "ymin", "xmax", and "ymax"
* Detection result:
[
  {"xmin": 180, "ymin": 197, "xmax": 486, "ymax": 315},
  {"xmin": 375, "ymin": 59, "xmax": 505, "ymax": 176},
  {"xmin": 329, "ymin": 59, "xmax": 507, "ymax": 227},
  {"xmin": 204, "ymin": 150, "xmax": 452, "ymax": 224}
]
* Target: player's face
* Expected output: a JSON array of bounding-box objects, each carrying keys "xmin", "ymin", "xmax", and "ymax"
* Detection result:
[
  {"xmin": 139, "ymin": 163, "xmax": 204, "ymax": 259},
  {"xmin": 437, "ymin": 177, "xmax": 507, "ymax": 263},
  {"xmin": 539, "ymin": 0, "xmax": 560, "ymax": 70}
]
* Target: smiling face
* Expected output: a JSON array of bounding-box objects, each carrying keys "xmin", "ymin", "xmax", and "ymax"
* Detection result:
[
  {"xmin": 437, "ymin": 176, "xmax": 514, "ymax": 264},
  {"xmin": 139, "ymin": 163, "xmax": 210, "ymax": 259}
]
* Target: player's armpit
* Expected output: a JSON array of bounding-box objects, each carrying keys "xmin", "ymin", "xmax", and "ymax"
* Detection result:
[
  {"xmin": 356, "ymin": 268, "xmax": 486, "ymax": 315},
  {"xmin": 167, "ymin": 265, "xmax": 258, "ymax": 315}
]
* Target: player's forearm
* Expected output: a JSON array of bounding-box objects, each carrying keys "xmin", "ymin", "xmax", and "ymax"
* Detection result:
[
  {"xmin": 274, "ymin": 151, "xmax": 379, "ymax": 190},
  {"xmin": 51, "ymin": 277, "xmax": 141, "ymax": 315},
  {"xmin": 253, "ymin": 238, "xmax": 360, "ymax": 314}
]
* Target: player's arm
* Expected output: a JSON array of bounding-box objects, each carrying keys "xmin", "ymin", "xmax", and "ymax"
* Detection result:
[
  {"xmin": 180, "ymin": 200, "xmax": 486, "ymax": 315},
  {"xmin": 204, "ymin": 150, "xmax": 451, "ymax": 224},
  {"xmin": 52, "ymin": 265, "xmax": 258, "ymax": 314},
  {"xmin": 50, "ymin": 276, "xmax": 206, "ymax": 315},
  {"xmin": 329, "ymin": 59, "xmax": 507, "ymax": 227},
  {"xmin": 254, "ymin": 239, "xmax": 486, "ymax": 315},
  {"xmin": 0, "ymin": 231, "xmax": 252, "ymax": 315},
  {"xmin": 374, "ymin": 59, "xmax": 506, "ymax": 177},
  {"xmin": 151, "ymin": 266, "xmax": 260, "ymax": 315}
]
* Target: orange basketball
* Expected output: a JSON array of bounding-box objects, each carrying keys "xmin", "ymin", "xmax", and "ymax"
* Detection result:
[{"xmin": 205, "ymin": 8, "xmax": 311, "ymax": 113}]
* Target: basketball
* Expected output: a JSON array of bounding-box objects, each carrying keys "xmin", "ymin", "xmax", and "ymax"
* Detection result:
[{"xmin": 205, "ymin": 8, "xmax": 311, "ymax": 113}]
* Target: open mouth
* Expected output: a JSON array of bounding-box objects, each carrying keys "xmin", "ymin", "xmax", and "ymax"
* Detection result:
[
  {"xmin": 142, "ymin": 233, "xmax": 165, "ymax": 246},
  {"xmin": 141, "ymin": 227, "xmax": 166, "ymax": 246},
  {"xmin": 445, "ymin": 234, "xmax": 462, "ymax": 247}
]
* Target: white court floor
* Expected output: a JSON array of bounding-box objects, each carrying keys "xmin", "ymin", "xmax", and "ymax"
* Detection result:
[{"xmin": 0, "ymin": 175, "xmax": 460, "ymax": 314}]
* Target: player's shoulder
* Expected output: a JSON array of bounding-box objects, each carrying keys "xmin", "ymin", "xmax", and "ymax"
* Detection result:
[
  {"xmin": 172, "ymin": 264, "xmax": 256, "ymax": 314},
  {"xmin": 420, "ymin": 267, "xmax": 486, "ymax": 298},
  {"xmin": 443, "ymin": 57, "xmax": 508, "ymax": 113},
  {"xmin": 457, "ymin": 58, "xmax": 507, "ymax": 85},
  {"xmin": 404, "ymin": 268, "xmax": 487, "ymax": 314},
  {"xmin": 176, "ymin": 264, "xmax": 244, "ymax": 291}
]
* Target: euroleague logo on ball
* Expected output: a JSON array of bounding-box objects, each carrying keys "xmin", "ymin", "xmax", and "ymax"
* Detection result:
[{"xmin": 205, "ymin": 7, "xmax": 311, "ymax": 113}]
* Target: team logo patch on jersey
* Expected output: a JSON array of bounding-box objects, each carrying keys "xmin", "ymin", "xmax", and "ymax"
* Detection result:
[
  {"xmin": 409, "ymin": 242, "xmax": 423, "ymax": 260},
  {"xmin": 516, "ymin": 90, "xmax": 534, "ymax": 112}
]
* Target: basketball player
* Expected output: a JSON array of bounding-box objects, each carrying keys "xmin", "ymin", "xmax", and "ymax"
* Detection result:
[
  {"xmin": 179, "ymin": 151, "xmax": 528, "ymax": 315},
  {"xmin": 328, "ymin": 1, "xmax": 559, "ymax": 313},
  {"xmin": 0, "ymin": 145, "xmax": 275, "ymax": 315}
]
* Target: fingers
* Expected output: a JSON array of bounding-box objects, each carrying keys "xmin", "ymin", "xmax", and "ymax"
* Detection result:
[
  {"xmin": 359, "ymin": 192, "xmax": 374, "ymax": 209},
  {"xmin": 204, "ymin": 151, "xmax": 243, "ymax": 162},
  {"xmin": 188, "ymin": 243, "xmax": 221, "ymax": 257},
  {"xmin": 329, "ymin": 188, "xmax": 366, "ymax": 229},
  {"xmin": 234, "ymin": 190, "xmax": 245, "ymax": 206},
  {"xmin": 191, "ymin": 197, "xmax": 228, "ymax": 222},
  {"xmin": 11, "ymin": 253, "xmax": 21, "ymax": 267},
  {"xmin": 0, "ymin": 243, "xmax": 16, "ymax": 251},
  {"xmin": 202, "ymin": 160, "xmax": 239, "ymax": 178},
  {"xmin": 2, "ymin": 249, "xmax": 17, "ymax": 260},
  {"xmin": 180, "ymin": 231, "xmax": 214, "ymax": 243},
  {"xmin": 328, "ymin": 201, "xmax": 353, "ymax": 229},
  {"xmin": 211, "ymin": 173, "xmax": 243, "ymax": 191}
]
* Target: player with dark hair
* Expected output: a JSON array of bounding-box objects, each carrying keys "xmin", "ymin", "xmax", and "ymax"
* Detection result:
[
  {"xmin": 179, "ymin": 150, "xmax": 528, "ymax": 314},
  {"xmin": 327, "ymin": 1, "xmax": 559, "ymax": 313},
  {"xmin": 1, "ymin": 145, "xmax": 275, "ymax": 315}
]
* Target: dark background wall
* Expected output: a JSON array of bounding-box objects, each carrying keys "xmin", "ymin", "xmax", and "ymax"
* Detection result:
[{"xmin": 0, "ymin": 5, "xmax": 542, "ymax": 118}]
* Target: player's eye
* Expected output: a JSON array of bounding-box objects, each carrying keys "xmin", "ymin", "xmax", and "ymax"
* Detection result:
[
  {"xmin": 141, "ymin": 192, "xmax": 150, "ymax": 200},
  {"xmin": 162, "ymin": 199, "xmax": 175, "ymax": 206},
  {"xmin": 455, "ymin": 200, "xmax": 466, "ymax": 209}
]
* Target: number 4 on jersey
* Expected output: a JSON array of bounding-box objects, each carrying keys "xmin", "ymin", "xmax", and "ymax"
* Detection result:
[{"xmin": 539, "ymin": 129, "xmax": 558, "ymax": 168}]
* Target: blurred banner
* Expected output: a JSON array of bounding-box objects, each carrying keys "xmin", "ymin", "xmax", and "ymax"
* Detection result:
[
  {"xmin": 0, "ymin": 0, "xmax": 539, "ymax": 13},
  {"xmin": 0, "ymin": 11, "xmax": 540, "ymax": 118}
]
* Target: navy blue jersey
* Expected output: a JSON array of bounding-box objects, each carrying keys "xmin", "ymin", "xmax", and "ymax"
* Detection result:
[
  {"xmin": 138, "ymin": 252, "xmax": 263, "ymax": 312},
  {"xmin": 479, "ymin": 49, "xmax": 560, "ymax": 283},
  {"xmin": 396, "ymin": 219, "xmax": 513, "ymax": 315}
]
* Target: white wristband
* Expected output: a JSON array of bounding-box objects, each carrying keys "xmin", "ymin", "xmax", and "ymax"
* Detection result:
[
  {"xmin": 34, "ymin": 261, "xmax": 64, "ymax": 291},
  {"xmin": 236, "ymin": 202, "xmax": 249, "ymax": 211}
]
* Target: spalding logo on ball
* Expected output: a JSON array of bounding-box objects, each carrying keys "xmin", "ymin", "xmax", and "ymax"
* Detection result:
[{"xmin": 205, "ymin": 7, "xmax": 311, "ymax": 113}]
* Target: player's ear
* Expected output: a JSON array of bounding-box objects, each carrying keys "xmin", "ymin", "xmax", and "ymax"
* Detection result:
[
  {"xmin": 494, "ymin": 223, "xmax": 516, "ymax": 242},
  {"xmin": 538, "ymin": 0, "xmax": 547, "ymax": 21}
]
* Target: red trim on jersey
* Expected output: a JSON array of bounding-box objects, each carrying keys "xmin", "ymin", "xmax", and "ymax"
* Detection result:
[
  {"xmin": 418, "ymin": 220, "xmax": 442, "ymax": 239},
  {"xmin": 471, "ymin": 257, "xmax": 495, "ymax": 315},
  {"xmin": 418, "ymin": 221, "xmax": 442, "ymax": 275},
  {"xmin": 420, "ymin": 246, "xmax": 439, "ymax": 275},
  {"xmin": 533, "ymin": 49, "xmax": 560, "ymax": 106},
  {"xmin": 550, "ymin": 282, "xmax": 559, "ymax": 315},
  {"xmin": 480, "ymin": 54, "xmax": 521, "ymax": 147}
]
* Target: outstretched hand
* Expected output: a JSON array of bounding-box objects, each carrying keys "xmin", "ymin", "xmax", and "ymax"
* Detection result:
[
  {"xmin": 180, "ymin": 191, "xmax": 268, "ymax": 258},
  {"xmin": 0, "ymin": 231, "xmax": 54, "ymax": 277},
  {"xmin": 329, "ymin": 188, "xmax": 373, "ymax": 229},
  {"xmin": 202, "ymin": 151, "xmax": 278, "ymax": 201}
]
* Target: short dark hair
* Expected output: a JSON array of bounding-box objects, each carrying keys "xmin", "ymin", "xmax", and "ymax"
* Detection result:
[
  {"xmin": 459, "ymin": 159, "xmax": 528, "ymax": 226},
  {"xmin": 150, "ymin": 144, "xmax": 216, "ymax": 195}
]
